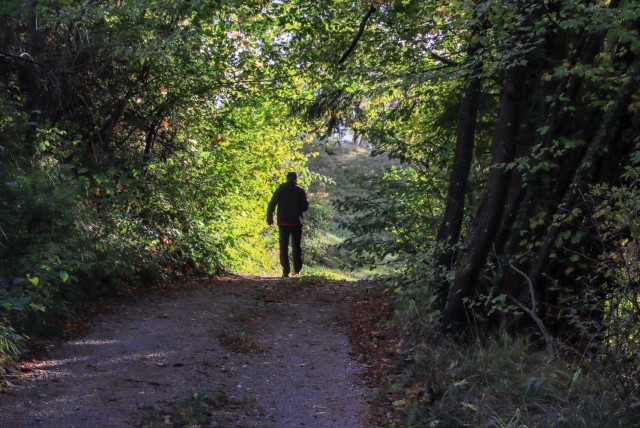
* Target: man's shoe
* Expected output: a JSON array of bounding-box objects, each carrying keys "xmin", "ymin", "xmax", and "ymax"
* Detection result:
[{"xmin": 282, "ymin": 273, "xmax": 290, "ymax": 278}]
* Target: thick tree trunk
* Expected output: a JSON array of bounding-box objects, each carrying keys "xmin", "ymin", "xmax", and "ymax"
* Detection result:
[
  {"xmin": 441, "ymin": 66, "xmax": 528, "ymax": 333},
  {"xmin": 435, "ymin": 76, "xmax": 481, "ymax": 269}
]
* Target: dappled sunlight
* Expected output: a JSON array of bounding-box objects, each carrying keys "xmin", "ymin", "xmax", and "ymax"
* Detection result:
[
  {"xmin": 90, "ymin": 350, "xmax": 173, "ymax": 367},
  {"xmin": 15, "ymin": 343, "xmax": 175, "ymax": 384},
  {"xmin": 67, "ymin": 339, "xmax": 118, "ymax": 346},
  {"xmin": 35, "ymin": 393, "xmax": 100, "ymax": 415},
  {"xmin": 26, "ymin": 356, "xmax": 89, "ymax": 370},
  {"xmin": 15, "ymin": 357, "xmax": 87, "ymax": 382}
]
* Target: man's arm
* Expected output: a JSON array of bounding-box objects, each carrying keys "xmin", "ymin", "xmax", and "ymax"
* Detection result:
[{"xmin": 266, "ymin": 187, "xmax": 280, "ymax": 225}]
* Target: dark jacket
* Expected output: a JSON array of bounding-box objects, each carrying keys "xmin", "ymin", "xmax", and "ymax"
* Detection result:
[{"xmin": 267, "ymin": 182, "xmax": 309, "ymax": 226}]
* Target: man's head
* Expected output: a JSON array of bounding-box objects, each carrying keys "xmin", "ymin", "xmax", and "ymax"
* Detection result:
[{"xmin": 286, "ymin": 172, "xmax": 298, "ymax": 183}]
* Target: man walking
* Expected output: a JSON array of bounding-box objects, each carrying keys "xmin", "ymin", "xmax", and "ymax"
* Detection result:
[{"xmin": 267, "ymin": 172, "xmax": 309, "ymax": 277}]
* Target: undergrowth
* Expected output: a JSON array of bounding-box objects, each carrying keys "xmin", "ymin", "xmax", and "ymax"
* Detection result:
[
  {"xmin": 390, "ymin": 331, "xmax": 635, "ymax": 427},
  {"xmin": 0, "ymin": 319, "xmax": 22, "ymax": 382}
]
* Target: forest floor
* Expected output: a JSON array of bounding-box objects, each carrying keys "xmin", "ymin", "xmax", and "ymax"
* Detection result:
[{"xmin": 0, "ymin": 275, "xmax": 397, "ymax": 427}]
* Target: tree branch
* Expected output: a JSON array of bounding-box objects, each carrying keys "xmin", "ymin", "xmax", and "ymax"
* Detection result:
[
  {"xmin": 429, "ymin": 52, "xmax": 458, "ymax": 67},
  {"xmin": 0, "ymin": 51, "xmax": 50, "ymax": 69},
  {"xmin": 338, "ymin": 7, "xmax": 376, "ymax": 64},
  {"xmin": 509, "ymin": 262, "xmax": 556, "ymax": 360}
]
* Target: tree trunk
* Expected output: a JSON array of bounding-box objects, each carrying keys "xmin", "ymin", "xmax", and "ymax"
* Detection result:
[
  {"xmin": 435, "ymin": 75, "xmax": 482, "ymax": 269},
  {"xmin": 441, "ymin": 66, "xmax": 528, "ymax": 333}
]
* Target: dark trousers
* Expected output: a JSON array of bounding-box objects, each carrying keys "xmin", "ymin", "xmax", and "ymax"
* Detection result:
[{"xmin": 279, "ymin": 226, "xmax": 303, "ymax": 275}]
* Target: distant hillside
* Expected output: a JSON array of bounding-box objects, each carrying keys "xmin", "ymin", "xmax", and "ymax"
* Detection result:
[
  {"xmin": 306, "ymin": 142, "xmax": 400, "ymax": 201},
  {"xmin": 302, "ymin": 141, "xmax": 400, "ymax": 278}
]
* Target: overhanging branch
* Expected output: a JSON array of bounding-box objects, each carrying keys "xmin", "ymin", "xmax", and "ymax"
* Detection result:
[
  {"xmin": 429, "ymin": 52, "xmax": 458, "ymax": 67},
  {"xmin": 338, "ymin": 6, "xmax": 376, "ymax": 64}
]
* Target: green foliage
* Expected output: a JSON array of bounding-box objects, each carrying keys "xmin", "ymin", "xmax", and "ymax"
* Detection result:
[
  {"xmin": 335, "ymin": 165, "xmax": 443, "ymax": 270},
  {"xmin": 0, "ymin": 152, "xmax": 92, "ymax": 330},
  {"xmin": 0, "ymin": 0, "xmax": 312, "ymax": 367},
  {"xmin": 569, "ymin": 158, "xmax": 640, "ymax": 408},
  {"xmin": 302, "ymin": 190, "xmax": 335, "ymax": 262},
  {"xmin": 303, "ymin": 141, "xmax": 410, "ymax": 278}
]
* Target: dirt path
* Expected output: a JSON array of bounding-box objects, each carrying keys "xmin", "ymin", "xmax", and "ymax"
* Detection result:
[{"xmin": 0, "ymin": 276, "xmax": 379, "ymax": 427}]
